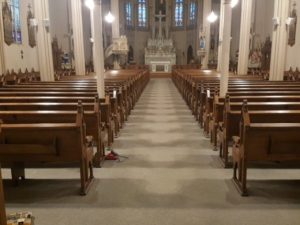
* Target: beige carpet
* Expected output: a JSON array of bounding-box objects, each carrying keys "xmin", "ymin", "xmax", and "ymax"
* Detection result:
[{"xmin": 2, "ymin": 78, "xmax": 300, "ymax": 225}]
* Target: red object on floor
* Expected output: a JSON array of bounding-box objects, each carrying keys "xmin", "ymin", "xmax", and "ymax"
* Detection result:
[{"xmin": 105, "ymin": 152, "xmax": 118, "ymax": 160}]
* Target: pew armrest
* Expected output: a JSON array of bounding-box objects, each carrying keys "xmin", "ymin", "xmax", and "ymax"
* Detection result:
[
  {"xmin": 218, "ymin": 122, "xmax": 224, "ymax": 131},
  {"xmin": 232, "ymin": 136, "xmax": 240, "ymax": 146}
]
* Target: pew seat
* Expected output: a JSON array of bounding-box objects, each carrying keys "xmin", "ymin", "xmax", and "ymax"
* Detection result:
[{"xmin": 0, "ymin": 107, "xmax": 94, "ymax": 195}]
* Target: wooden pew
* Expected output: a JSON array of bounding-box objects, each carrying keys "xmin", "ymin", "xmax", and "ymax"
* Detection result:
[
  {"xmin": 0, "ymin": 105, "xmax": 94, "ymax": 195},
  {"xmin": 0, "ymin": 104, "xmax": 105, "ymax": 166},
  {"xmin": 218, "ymin": 97, "xmax": 300, "ymax": 167},
  {"xmin": 232, "ymin": 103, "xmax": 300, "ymax": 196},
  {"xmin": 211, "ymin": 99, "xmax": 300, "ymax": 149},
  {"xmin": 0, "ymin": 165, "xmax": 6, "ymax": 225}
]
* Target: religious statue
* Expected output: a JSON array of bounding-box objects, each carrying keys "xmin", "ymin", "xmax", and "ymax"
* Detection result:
[
  {"xmin": 210, "ymin": 35, "xmax": 215, "ymax": 50},
  {"xmin": 52, "ymin": 37, "xmax": 63, "ymax": 71},
  {"xmin": 199, "ymin": 36, "xmax": 205, "ymax": 50},
  {"xmin": 261, "ymin": 36, "xmax": 272, "ymax": 70},
  {"xmin": 2, "ymin": 1, "xmax": 13, "ymax": 45},
  {"xmin": 27, "ymin": 4, "xmax": 36, "ymax": 48},
  {"xmin": 288, "ymin": 2, "xmax": 297, "ymax": 47},
  {"xmin": 248, "ymin": 48, "xmax": 262, "ymax": 69}
]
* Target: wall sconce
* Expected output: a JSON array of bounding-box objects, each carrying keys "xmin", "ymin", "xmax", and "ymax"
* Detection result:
[
  {"xmin": 29, "ymin": 18, "xmax": 38, "ymax": 27},
  {"xmin": 286, "ymin": 17, "xmax": 295, "ymax": 26},
  {"xmin": 43, "ymin": 18, "xmax": 50, "ymax": 33},
  {"xmin": 272, "ymin": 17, "xmax": 280, "ymax": 29}
]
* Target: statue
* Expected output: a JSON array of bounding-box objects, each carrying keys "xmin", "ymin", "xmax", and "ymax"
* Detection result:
[
  {"xmin": 261, "ymin": 36, "xmax": 272, "ymax": 70},
  {"xmin": 2, "ymin": 1, "xmax": 13, "ymax": 45},
  {"xmin": 52, "ymin": 37, "xmax": 63, "ymax": 71},
  {"xmin": 27, "ymin": 4, "xmax": 36, "ymax": 48},
  {"xmin": 288, "ymin": 2, "xmax": 297, "ymax": 47},
  {"xmin": 199, "ymin": 36, "xmax": 205, "ymax": 50}
]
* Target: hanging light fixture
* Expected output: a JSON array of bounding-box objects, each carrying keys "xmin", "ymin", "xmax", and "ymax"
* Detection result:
[
  {"xmin": 85, "ymin": 0, "xmax": 94, "ymax": 10},
  {"xmin": 207, "ymin": 11, "xmax": 218, "ymax": 23},
  {"xmin": 231, "ymin": 0, "xmax": 239, "ymax": 8},
  {"xmin": 105, "ymin": 11, "xmax": 115, "ymax": 23}
]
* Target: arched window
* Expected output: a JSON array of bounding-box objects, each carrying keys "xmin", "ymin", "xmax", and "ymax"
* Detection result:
[
  {"xmin": 125, "ymin": 2, "xmax": 133, "ymax": 28},
  {"xmin": 137, "ymin": 0, "xmax": 148, "ymax": 28},
  {"xmin": 174, "ymin": 0, "xmax": 184, "ymax": 27},
  {"xmin": 11, "ymin": 0, "xmax": 22, "ymax": 44},
  {"xmin": 189, "ymin": 0, "xmax": 197, "ymax": 25}
]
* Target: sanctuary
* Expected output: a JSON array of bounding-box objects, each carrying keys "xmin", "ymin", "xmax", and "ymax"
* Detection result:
[{"xmin": 145, "ymin": 12, "xmax": 176, "ymax": 73}]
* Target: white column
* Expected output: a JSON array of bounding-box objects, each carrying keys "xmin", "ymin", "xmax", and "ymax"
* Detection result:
[
  {"xmin": 34, "ymin": 0, "xmax": 54, "ymax": 81},
  {"xmin": 71, "ymin": 0, "xmax": 86, "ymax": 75},
  {"xmin": 217, "ymin": 0, "xmax": 225, "ymax": 71},
  {"xmin": 269, "ymin": 0, "xmax": 289, "ymax": 81},
  {"xmin": 91, "ymin": 1, "xmax": 105, "ymax": 98},
  {"xmin": 0, "ymin": 19, "xmax": 5, "ymax": 74},
  {"xmin": 237, "ymin": 0, "xmax": 253, "ymax": 75},
  {"xmin": 111, "ymin": 0, "xmax": 120, "ymax": 39},
  {"xmin": 202, "ymin": 0, "xmax": 212, "ymax": 69},
  {"xmin": 220, "ymin": 0, "xmax": 232, "ymax": 97}
]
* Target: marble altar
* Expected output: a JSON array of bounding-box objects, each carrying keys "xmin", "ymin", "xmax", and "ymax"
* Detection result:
[{"xmin": 145, "ymin": 11, "xmax": 176, "ymax": 73}]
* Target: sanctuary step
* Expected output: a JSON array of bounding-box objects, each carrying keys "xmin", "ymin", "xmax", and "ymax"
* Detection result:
[{"xmin": 150, "ymin": 72, "xmax": 171, "ymax": 78}]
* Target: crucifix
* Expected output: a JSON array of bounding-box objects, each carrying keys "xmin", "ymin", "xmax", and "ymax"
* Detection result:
[{"xmin": 155, "ymin": 11, "xmax": 166, "ymax": 39}]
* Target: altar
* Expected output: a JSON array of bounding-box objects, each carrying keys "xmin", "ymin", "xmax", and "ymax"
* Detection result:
[{"xmin": 145, "ymin": 11, "xmax": 176, "ymax": 73}]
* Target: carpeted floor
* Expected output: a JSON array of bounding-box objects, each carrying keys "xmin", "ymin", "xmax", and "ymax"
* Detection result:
[{"xmin": 2, "ymin": 78, "xmax": 300, "ymax": 225}]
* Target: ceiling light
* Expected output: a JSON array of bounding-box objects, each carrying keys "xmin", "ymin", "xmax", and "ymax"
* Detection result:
[
  {"xmin": 231, "ymin": 0, "xmax": 239, "ymax": 8},
  {"xmin": 207, "ymin": 11, "xmax": 218, "ymax": 23},
  {"xmin": 85, "ymin": 0, "xmax": 94, "ymax": 10},
  {"xmin": 105, "ymin": 11, "xmax": 115, "ymax": 23}
]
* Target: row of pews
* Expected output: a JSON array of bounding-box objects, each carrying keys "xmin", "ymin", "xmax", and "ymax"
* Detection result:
[
  {"xmin": 284, "ymin": 67, "xmax": 300, "ymax": 81},
  {"xmin": 0, "ymin": 68, "xmax": 149, "ymax": 223},
  {"xmin": 0, "ymin": 69, "xmax": 40, "ymax": 86},
  {"xmin": 173, "ymin": 68, "xmax": 300, "ymax": 196}
]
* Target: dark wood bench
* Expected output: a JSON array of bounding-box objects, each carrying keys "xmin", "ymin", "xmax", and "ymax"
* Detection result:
[
  {"xmin": 0, "ymin": 101, "xmax": 105, "ymax": 166},
  {"xmin": 232, "ymin": 103, "xmax": 300, "ymax": 196},
  {"xmin": 211, "ymin": 99, "xmax": 300, "ymax": 148},
  {"xmin": 219, "ymin": 100, "xmax": 300, "ymax": 167},
  {"xmin": 0, "ymin": 166, "xmax": 6, "ymax": 225},
  {"xmin": 0, "ymin": 106, "xmax": 94, "ymax": 195}
]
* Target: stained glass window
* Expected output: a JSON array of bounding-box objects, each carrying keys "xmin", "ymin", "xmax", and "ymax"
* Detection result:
[
  {"xmin": 125, "ymin": 2, "xmax": 133, "ymax": 27},
  {"xmin": 138, "ymin": 0, "xmax": 147, "ymax": 27},
  {"xmin": 174, "ymin": 0, "xmax": 184, "ymax": 27},
  {"xmin": 10, "ymin": 0, "xmax": 22, "ymax": 44},
  {"xmin": 189, "ymin": 0, "xmax": 197, "ymax": 25}
]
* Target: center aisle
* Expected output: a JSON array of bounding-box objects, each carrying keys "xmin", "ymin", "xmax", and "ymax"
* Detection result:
[{"xmin": 3, "ymin": 78, "xmax": 299, "ymax": 225}]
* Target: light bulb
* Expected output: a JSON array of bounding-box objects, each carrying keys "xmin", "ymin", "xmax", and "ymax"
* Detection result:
[
  {"xmin": 207, "ymin": 11, "xmax": 218, "ymax": 23},
  {"xmin": 105, "ymin": 12, "xmax": 115, "ymax": 23},
  {"xmin": 85, "ymin": 0, "xmax": 94, "ymax": 10},
  {"xmin": 231, "ymin": 0, "xmax": 239, "ymax": 8}
]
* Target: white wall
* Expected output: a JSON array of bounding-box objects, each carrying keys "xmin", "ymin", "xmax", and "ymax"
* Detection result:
[
  {"xmin": 49, "ymin": 0, "xmax": 93, "ymax": 67},
  {"xmin": 253, "ymin": 0, "xmax": 274, "ymax": 48},
  {"xmin": 0, "ymin": 0, "xmax": 39, "ymax": 72},
  {"xmin": 230, "ymin": 1, "xmax": 241, "ymax": 61},
  {"xmin": 49, "ymin": 0, "xmax": 70, "ymax": 54},
  {"xmin": 82, "ymin": 5, "xmax": 92, "ymax": 65},
  {"xmin": 286, "ymin": 0, "xmax": 300, "ymax": 69}
]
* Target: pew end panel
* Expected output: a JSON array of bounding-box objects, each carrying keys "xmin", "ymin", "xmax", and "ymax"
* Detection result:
[
  {"xmin": 0, "ymin": 118, "xmax": 94, "ymax": 196},
  {"xmin": 232, "ymin": 109, "xmax": 300, "ymax": 196}
]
